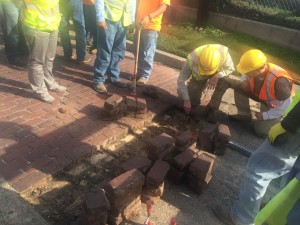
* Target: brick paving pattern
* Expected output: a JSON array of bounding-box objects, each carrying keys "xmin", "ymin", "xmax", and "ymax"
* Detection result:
[{"xmin": 0, "ymin": 43, "xmax": 179, "ymax": 193}]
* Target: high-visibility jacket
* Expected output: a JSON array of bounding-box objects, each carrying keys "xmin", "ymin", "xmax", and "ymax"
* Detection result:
[
  {"xmin": 104, "ymin": 0, "xmax": 133, "ymax": 27},
  {"xmin": 255, "ymin": 172, "xmax": 300, "ymax": 225},
  {"xmin": 187, "ymin": 44, "xmax": 229, "ymax": 81},
  {"xmin": 248, "ymin": 63, "xmax": 293, "ymax": 108},
  {"xmin": 22, "ymin": 0, "xmax": 61, "ymax": 32}
]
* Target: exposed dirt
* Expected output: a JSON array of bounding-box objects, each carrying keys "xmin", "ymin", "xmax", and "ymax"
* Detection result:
[{"xmin": 21, "ymin": 106, "xmax": 211, "ymax": 225}]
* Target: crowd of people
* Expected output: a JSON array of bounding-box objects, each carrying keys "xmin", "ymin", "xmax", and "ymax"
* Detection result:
[{"xmin": 1, "ymin": 1, "xmax": 299, "ymax": 225}]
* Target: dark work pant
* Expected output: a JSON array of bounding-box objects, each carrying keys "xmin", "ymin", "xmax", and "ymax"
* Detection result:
[{"xmin": 195, "ymin": 0, "xmax": 210, "ymax": 27}]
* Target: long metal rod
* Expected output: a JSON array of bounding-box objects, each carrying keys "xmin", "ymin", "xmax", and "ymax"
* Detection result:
[
  {"xmin": 132, "ymin": 26, "xmax": 143, "ymax": 96},
  {"xmin": 229, "ymin": 140, "xmax": 252, "ymax": 157}
]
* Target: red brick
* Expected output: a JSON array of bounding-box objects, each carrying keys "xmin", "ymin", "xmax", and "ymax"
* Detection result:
[
  {"xmin": 105, "ymin": 169, "xmax": 144, "ymax": 210},
  {"xmin": 146, "ymin": 160, "xmax": 169, "ymax": 188},
  {"xmin": 136, "ymin": 98, "xmax": 147, "ymax": 114},
  {"xmin": 125, "ymin": 96, "xmax": 136, "ymax": 112},
  {"xmin": 41, "ymin": 156, "xmax": 72, "ymax": 175},
  {"xmin": 185, "ymin": 173, "xmax": 212, "ymax": 195},
  {"xmin": 197, "ymin": 126, "xmax": 215, "ymax": 152},
  {"xmin": 2, "ymin": 145, "xmax": 32, "ymax": 163},
  {"xmin": 189, "ymin": 153, "xmax": 215, "ymax": 180},
  {"xmin": 104, "ymin": 94, "xmax": 124, "ymax": 110},
  {"xmin": 120, "ymin": 156, "xmax": 152, "ymax": 174},
  {"xmin": 167, "ymin": 166, "xmax": 186, "ymax": 184},
  {"xmin": 175, "ymin": 131, "xmax": 198, "ymax": 147},
  {"xmin": 172, "ymin": 149, "xmax": 198, "ymax": 172},
  {"xmin": 147, "ymin": 133, "xmax": 175, "ymax": 160},
  {"xmin": 84, "ymin": 189, "xmax": 110, "ymax": 213}
]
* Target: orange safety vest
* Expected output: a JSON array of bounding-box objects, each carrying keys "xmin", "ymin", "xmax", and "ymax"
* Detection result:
[{"xmin": 248, "ymin": 63, "xmax": 293, "ymax": 108}]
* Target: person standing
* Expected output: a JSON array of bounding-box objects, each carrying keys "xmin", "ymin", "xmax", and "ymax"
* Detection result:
[
  {"xmin": 177, "ymin": 44, "xmax": 236, "ymax": 121},
  {"xmin": 0, "ymin": 0, "xmax": 27, "ymax": 67},
  {"xmin": 213, "ymin": 96, "xmax": 300, "ymax": 225},
  {"xmin": 82, "ymin": 0, "xmax": 97, "ymax": 54},
  {"xmin": 133, "ymin": 0, "xmax": 170, "ymax": 86},
  {"xmin": 194, "ymin": 0, "xmax": 210, "ymax": 31},
  {"xmin": 229, "ymin": 49, "xmax": 293, "ymax": 137},
  {"xmin": 59, "ymin": 0, "xmax": 91, "ymax": 63},
  {"xmin": 92, "ymin": 0, "xmax": 136, "ymax": 93},
  {"xmin": 21, "ymin": 0, "xmax": 67, "ymax": 103}
]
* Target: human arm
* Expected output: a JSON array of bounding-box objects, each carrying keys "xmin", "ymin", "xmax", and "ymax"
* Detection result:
[
  {"xmin": 260, "ymin": 97, "xmax": 292, "ymax": 120},
  {"xmin": 139, "ymin": 3, "xmax": 169, "ymax": 26},
  {"xmin": 177, "ymin": 61, "xmax": 193, "ymax": 113},
  {"xmin": 95, "ymin": 0, "xmax": 107, "ymax": 29},
  {"xmin": 206, "ymin": 51, "xmax": 235, "ymax": 90}
]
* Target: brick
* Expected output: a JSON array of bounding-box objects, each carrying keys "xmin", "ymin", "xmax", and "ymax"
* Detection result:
[
  {"xmin": 136, "ymin": 98, "xmax": 147, "ymax": 114},
  {"xmin": 197, "ymin": 126, "xmax": 215, "ymax": 152},
  {"xmin": 216, "ymin": 124, "xmax": 231, "ymax": 138},
  {"xmin": 102, "ymin": 102, "xmax": 127, "ymax": 120},
  {"xmin": 105, "ymin": 169, "xmax": 144, "ymax": 210},
  {"xmin": 185, "ymin": 173, "xmax": 212, "ymax": 195},
  {"xmin": 146, "ymin": 160, "xmax": 169, "ymax": 188},
  {"xmin": 167, "ymin": 166, "xmax": 186, "ymax": 184},
  {"xmin": 104, "ymin": 94, "xmax": 124, "ymax": 110},
  {"xmin": 175, "ymin": 130, "xmax": 198, "ymax": 147},
  {"xmin": 120, "ymin": 156, "xmax": 152, "ymax": 174},
  {"xmin": 84, "ymin": 190, "xmax": 110, "ymax": 214},
  {"xmin": 125, "ymin": 96, "xmax": 136, "ymax": 112},
  {"xmin": 189, "ymin": 153, "xmax": 215, "ymax": 180},
  {"xmin": 147, "ymin": 133, "xmax": 175, "ymax": 160},
  {"xmin": 172, "ymin": 149, "xmax": 198, "ymax": 172}
]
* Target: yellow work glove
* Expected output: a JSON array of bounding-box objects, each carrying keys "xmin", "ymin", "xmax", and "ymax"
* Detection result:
[{"xmin": 268, "ymin": 123, "xmax": 287, "ymax": 144}]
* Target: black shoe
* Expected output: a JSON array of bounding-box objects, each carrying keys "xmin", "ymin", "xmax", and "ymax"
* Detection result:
[
  {"xmin": 212, "ymin": 204, "xmax": 236, "ymax": 225},
  {"xmin": 229, "ymin": 114, "xmax": 252, "ymax": 122},
  {"xmin": 112, "ymin": 80, "xmax": 128, "ymax": 88},
  {"xmin": 8, "ymin": 58, "xmax": 27, "ymax": 68}
]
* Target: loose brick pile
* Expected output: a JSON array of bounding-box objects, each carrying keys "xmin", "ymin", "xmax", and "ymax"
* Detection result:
[
  {"xmin": 102, "ymin": 94, "xmax": 148, "ymax": 120},
  {"xmin": 75, "ymin": 125, "xmax": 230, "ymax": 225}
]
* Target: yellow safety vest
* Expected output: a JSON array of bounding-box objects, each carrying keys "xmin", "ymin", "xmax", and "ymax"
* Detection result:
[
  {"xmin": 187, "ymin": 44, "xmax": 228, "ymax": 81},
  {"xmin": 104, "ymin": 0, "xmax": 133, "ymax": 27},
  {"xmin": 22, "ymin": 0, "xmax": 61, "ymax": 32}
]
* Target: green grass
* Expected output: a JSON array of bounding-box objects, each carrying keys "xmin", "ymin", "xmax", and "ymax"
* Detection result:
[{"xmin": 128, "ymin": 23, "xmax": 300, "ymax": 81}]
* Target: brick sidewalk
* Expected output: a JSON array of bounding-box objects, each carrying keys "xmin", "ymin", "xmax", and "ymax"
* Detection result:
[{"xmin": 0, "ymin": 45, "xmax": 179, "ymax": 193}]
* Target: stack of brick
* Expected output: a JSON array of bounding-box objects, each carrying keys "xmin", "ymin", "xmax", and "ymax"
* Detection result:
[
  {"xmin": 175, "ymin": 130, "xmax": 198, "ymax": 153},
  {"xmin": 78, "ymin": 190, "xmax": 110, "ymax": 225},
  {"xmin": 104, "ymin": 169, "xmax": 145, "ymax": 225},
  {"xmin": 120, "ymin": 156, "xmax": 152, "ymax": 174},
  {"xmin": 186, "ymin": 152, "xmax": 215, "ymax": 194},
  {"xmin": 213, "ymin": 124, "xmax": 231, "ymax": 155},
  {"xmin": 142, "ymin": 160, "xmax": 170, "ymax": 203},
  {"xmin": 102, "ymin": 94, "xmax": 127, "ymax": 120},
  {"xmin": 168, "ymin": 149, "xmax": 198, "ymax": 184},
  {"xmin": 125, "ymin": 96, "xmax": 148, "ymax": 119},
  {"xmin": 147, "ymin": 133, "xmax": 175, "ymax": 161}
]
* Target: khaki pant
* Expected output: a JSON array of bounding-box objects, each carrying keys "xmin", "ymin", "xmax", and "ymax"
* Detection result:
[{"xmin": 234, "ymin": 90, "xmax": 281, "ymax": 137}]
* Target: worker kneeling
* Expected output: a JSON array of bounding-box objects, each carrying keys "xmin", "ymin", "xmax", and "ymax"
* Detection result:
[
  {"xmin": 230, "ymin": 49, "xmax": 293, "ymax": 137},
  {"xmin": 177, "ymin": 44, "xmax": 237, "ymax": 122}
]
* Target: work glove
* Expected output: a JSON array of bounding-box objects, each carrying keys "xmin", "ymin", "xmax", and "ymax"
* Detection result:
[{"xmin": 268, "ymin": 123, "xmax": 286, "ymax": 144}]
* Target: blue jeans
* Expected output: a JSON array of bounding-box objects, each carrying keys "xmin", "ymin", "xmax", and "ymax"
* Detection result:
[
  {"xmin": 59, "ymin": 0, "xmax": 87, "ymax": 60},
  {"xmin": 134, "ymin": 29, "xmax": 158, "ymax": 80},
  {"xmin": 0, "ymin": 1, "xmax": 23, "ymax": 60},
  {"xmin": 231, "ymin": 132, "xmax": 300, "ymax": 225},
  {"xmin": 93, "ymin": 19, "xmax": 126, "ymax": 84},
  {"xmin": 83, "ymin": 4, "xmax": 97, "ymax": 49}
]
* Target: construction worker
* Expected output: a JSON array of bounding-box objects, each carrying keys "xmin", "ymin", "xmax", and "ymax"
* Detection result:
[
  {"xmin": 82, "ymin": 0, "xmax": 97, "ymax": 54},
  {"xmin": 0, "ymin": 0, "xmax": 27, "ymax": 67},
  {"xmin": 133, "ymin": 0, "xmax": 170, "ymax": 86},
  {"xmin": 212, "ymin": 95, "xmax": 300, "ymax": 225},
  {"xmin": 177, "ymin": 44, "xmax": 236, "ymax": 121},
  {"xmin": 21, "ymin": 0, "xmax": 67, "ymax": 103},
  {"xmin": 229, "ymin": 49, "xmax": 293, "ymax": 137},
  {"xmin": 93, "ymin": 0, "xmax": 136, "ymax": 93}
]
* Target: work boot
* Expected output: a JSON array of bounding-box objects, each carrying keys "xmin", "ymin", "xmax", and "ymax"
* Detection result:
[
  {"xmin": 212, "ymin": 204, "xmax": 236, "ymax": 225},
  {"xmin": 93, "ymin": 83, "xmax": 107, "ymax": 93},
  {"xmin": 76, "ymin": 55, "xmax": 92, "ymax": 64},
  {"xmin": 137, "ymin": 77, "xmax": 148, "ymax": 86},
  {"xmin": 35, "ymin": 92, "xmax": 55, "ymax": 104},
  {"xmin": 229, "ymin": 114, "xmax": 252, "ymax": 122},
  {"xmin": 49, "ymin": 85, "xmax": 67, "ymax": 92},
  {"xmin": 112, "ymin": 80, "xmax": 128, "ymax": 88}
]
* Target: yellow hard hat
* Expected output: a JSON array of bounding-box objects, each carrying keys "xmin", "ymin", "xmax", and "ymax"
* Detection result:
[
  {"xmin": 237, "ymin": 49, "xmax": 267, "ymax": 74},
  {"xmin": 198, "ymin": 46, "xmax": 221, "ymax": 75}
]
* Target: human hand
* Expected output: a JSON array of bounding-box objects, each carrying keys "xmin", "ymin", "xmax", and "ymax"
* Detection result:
[
  {"xmin": 268, "ymin": 123, "xmax": 286, "ymax": 144},
  {"xmin": 140, "ymin": 15, "xmax": 150, "ymax": 26},
  {"xmin": 255, "ymin": 112, "xmax": 263, "ymax": 120},
  {"xmin": 205, "ymin": 74, "xmax": 220, "ymax": 90},
  {"xmin": 98, "ymin": 21, "xmax": 107, "ymax": 29},
  {"xmin": 183, "ymin": 100, "xmax": 191, "ymax": 114}
]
